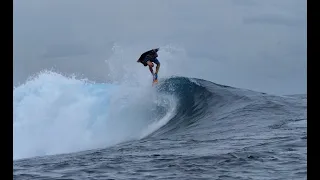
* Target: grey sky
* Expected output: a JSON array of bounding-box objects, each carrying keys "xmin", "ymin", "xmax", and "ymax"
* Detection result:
[{"xmin": 13, "ymin": 0, "xmax": 306, "ymax": 95}]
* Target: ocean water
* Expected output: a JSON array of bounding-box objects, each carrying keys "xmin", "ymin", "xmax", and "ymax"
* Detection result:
[{"xmin": 13, "ymin": 72, "xmax": 306, "ymax": 180}]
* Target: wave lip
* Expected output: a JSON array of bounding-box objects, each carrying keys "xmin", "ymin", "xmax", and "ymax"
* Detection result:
[{"xmin": 148, "ymin": 77, "xmax": 214, "ymax": 136}]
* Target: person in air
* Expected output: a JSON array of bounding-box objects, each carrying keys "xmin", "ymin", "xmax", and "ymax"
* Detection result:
[{"xmin": 137, "ymin": 48, "xmax": 160, "ymax": 81}]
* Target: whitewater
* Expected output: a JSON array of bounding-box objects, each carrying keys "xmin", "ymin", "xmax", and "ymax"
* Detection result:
[
  {"xmin": 13, "ymin": 47, "xmax": 306, "ymax": 179},
  {"xmin": 14, "ymin": 46, "xmax": 180, "ymax": 160},
  {"xmin": 14, "ymin": 70, "xmax": 179, "ymax": 160}
]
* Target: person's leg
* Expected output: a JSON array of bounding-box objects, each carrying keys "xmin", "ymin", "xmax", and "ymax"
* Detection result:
[
  {"xmin": 147, "ymin": 61, "xmax": 154, "ymax": 67},
  {"xmin": 147, "ymin": 61, "xmax": 154, "ymax": 74},
  {"xmin": 153, "ymin": 58, "xmax": 160, "ymax": 74},
  {"xmin": 155, "ymin": 64, "xmax": 160, "ymax": 74}
]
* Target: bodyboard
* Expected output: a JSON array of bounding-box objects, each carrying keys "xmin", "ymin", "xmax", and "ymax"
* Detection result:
[{"xmin": 152, "ymin": 79, "xmax": 158, "ymax": 86}]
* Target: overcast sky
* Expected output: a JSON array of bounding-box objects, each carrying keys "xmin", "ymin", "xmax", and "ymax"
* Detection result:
[{"xmin": 13, "ymin": 0, "xmax": 306, "ymax": 95}]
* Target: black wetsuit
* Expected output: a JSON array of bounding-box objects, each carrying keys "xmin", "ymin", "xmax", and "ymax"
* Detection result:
[{"xmin": 138, "ymin": 49, "xmax": 159, "ymax": 66}]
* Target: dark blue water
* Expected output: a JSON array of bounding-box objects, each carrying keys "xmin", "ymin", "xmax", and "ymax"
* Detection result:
[{"xmin": 13, "ymin": 77, "xmax": 307, "ymax": 180}]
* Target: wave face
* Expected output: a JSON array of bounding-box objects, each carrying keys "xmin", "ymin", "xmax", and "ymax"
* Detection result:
[
  {"xmin": 151, "ymin": 76, "xmax": 306, "ymax": 139},
  {"xmin": 13, "ymin": 71, "xmax": 306, "ymax": 164}
]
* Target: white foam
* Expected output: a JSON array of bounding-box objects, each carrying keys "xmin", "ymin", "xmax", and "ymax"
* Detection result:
[{"xmin": 13, "ymin": 71, "xmax": 178, "ymax": 160}]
